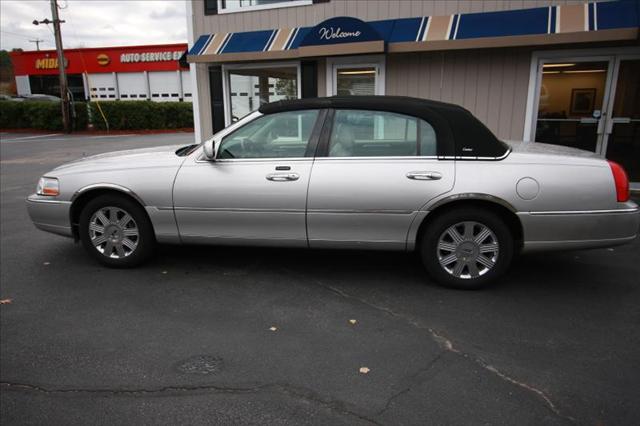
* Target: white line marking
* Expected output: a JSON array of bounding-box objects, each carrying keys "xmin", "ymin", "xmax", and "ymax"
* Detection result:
[{"xmin": 1, "ymin": 133, "xmax": 62, "ymax": 141}]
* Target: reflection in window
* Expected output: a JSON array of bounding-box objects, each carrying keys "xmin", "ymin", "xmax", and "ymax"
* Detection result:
[
  {"xmin": 328, "ymin": 109, "xmax": 437, "ymax": 157},
  {"xmin": 336, "ymin": 67, "xmax": 376, "ymax": 96},
  {"xmin": 228, "ymin": 66, "xmax": 297, "ymax": 122},
  {"xmin": 219, "ymin": 110, "xmax": 318, "ymax": 159},
  {"xmin": 535, "ymin": 61, "xmax": 608, "ymax": 151}
]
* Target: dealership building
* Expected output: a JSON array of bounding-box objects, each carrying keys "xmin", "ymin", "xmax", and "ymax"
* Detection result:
[
  {"xmin": 9, "ymin": 43, "xmax": 191, "ymax": 102},
  {"xmin": 185, "ymin": 0, "xmax": 639, "ymax": 183}
]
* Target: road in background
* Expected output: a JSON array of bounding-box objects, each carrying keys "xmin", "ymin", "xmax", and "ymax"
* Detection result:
[{"xmin": 1, "ymin": 132, "xmax": 639, "ymax": 425}]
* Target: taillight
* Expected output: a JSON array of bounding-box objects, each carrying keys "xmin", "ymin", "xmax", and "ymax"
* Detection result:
[{"xmin": 608, "ymin": 161, "xmax": 630, "ymax": 202}]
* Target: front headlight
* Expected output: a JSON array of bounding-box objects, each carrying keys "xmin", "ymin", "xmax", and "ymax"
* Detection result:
[{"xmin": 36, "ymin": 177, "xmax": 60, "ymax": 196}]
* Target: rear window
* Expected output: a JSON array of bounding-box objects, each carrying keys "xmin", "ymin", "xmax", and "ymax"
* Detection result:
[{"xmin": 328, "ymin": 109, "xmax": 437, "ymax": 157}]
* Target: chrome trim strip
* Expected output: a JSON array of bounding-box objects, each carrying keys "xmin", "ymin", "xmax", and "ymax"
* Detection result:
[
  {"xmin": 26, "ymin": 197, "xmax": 71, "ymax": 205},
  {"xmin": 313, "ymin": 156, "xmax": 439, "ymax": 161},
  {"xmin": 70, "ymin": 183, "xmax": 146, "ymax": 206},
  {"xmin": 307, "ymin": 209, "xmax": 415, "ymax": 215},
  {"xmin": 427, "ymin": 193, "xmax": 518, "ymax": 213},
  {"xmin": 439, "ymin": 147, "xmax": 512, "ymax": 161},
  {"xmin": 528, "ymin": 208, "xmax": 639, "ymax": 216},
  {"xmin": 170, "ymin": 207, "xmax": 415, "ymax": 214},
  {"xmin": 173, "ymin": 207, "xmax": 305, "ymax": 213}
]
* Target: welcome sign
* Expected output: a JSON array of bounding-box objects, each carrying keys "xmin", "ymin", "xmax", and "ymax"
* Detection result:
[{"xmin": 300, "ymin": 17, "xmax": 383, "ymax": 47}]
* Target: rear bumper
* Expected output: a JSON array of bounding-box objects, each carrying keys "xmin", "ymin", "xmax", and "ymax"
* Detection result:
[
  {"xmin": 519, "ymin": 203, "xmax": 639, "ymax": 252},
  {"xmin": 26, "ymin": 194, "xmax": 73, "ymax": 238}
]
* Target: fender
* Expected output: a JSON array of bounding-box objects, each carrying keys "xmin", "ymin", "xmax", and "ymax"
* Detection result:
[
  {"xmin": 405, "ymin": 193, "xmax": 518, "ymax": 251},
  {"xmin": 71, "ymin": 183, "xmax": 147, "ymax": 206}
]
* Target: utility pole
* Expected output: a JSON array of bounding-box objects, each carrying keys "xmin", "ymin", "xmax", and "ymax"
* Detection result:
[
  {"xmin": 50, "ymin": 0, "xmax": 70, "ymax": 133},
  {"xmin": 33, "ymin": 0, "xmax": 70, "ymax": 132},
  {"xmin": 29, "ymin": 39, "xmax": 44, "ymax": 51}
]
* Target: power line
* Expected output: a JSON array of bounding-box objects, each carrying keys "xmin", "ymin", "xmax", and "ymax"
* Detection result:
[
  {"xmin": 29, "ymin": 39, "xmax": 45, "ymax": 50},
  {"xmin": 0, "ymin": 29, "xmax": 51, "ymax": 41}
]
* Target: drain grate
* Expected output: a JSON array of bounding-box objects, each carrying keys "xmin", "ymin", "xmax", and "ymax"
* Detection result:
[{"xmin": 175, "ymin": 355, "xmax": 223, "ymax": 375}]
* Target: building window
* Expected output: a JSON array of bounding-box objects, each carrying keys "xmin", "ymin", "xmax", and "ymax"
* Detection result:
[
  {"xmin": 225, "ymin": 64, "xmax": 299, "ymax": 123},
  {"xmin": 218, "ymin": 0, "xmax": 312, "ymax": 14},
  {"xmin": 204, "ymin": 0, "xmax": 218, "ymax": 15}
]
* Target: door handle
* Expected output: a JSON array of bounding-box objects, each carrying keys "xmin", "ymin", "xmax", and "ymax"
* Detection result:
[
  {"xmin": 266, "ymin": 172, "xmax": 299, "ymax": 181},
  {"xmin": 406, "ymin": 171, "xmax": 442, "ymax": 181}
]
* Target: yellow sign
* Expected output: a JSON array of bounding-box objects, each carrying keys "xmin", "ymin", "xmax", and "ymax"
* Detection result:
[
  {"xmin": 97, "ymin": 53, "xmax": 110, "ymax": 66},
  {"xmin": 35, "ymin": 57, "xmax": 68, "ymax": 70}
]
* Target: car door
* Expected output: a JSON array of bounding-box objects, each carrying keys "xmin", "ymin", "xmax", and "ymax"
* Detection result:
[
  {"xmin": 173, "ymin": 109, "xmax": 325, "ymax": 246},
  {"xmin": 307, "ymin": 108, "xmax": 455, "ymax": 249}
]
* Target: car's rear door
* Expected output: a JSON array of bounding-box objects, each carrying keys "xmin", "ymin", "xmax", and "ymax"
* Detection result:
[
  {"xmin": 306, "ymin": 108, "xmax": 455, "ymax": 249},
  {"xmin": 173, "ymin": 109, "xmax": 325, "ymax": 246}
]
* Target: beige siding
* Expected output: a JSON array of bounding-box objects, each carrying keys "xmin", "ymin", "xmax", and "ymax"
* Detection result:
[
  {"xmin": 190, "ymin": 0, "xmax": 598, "ymax": 141},
  {"xmin": 193, "ymin": 0, "xmax": 596, "ymax": 37},
  {"xmin": 385, "ymin": 48, "xmax": 533, "ymax": 140}
]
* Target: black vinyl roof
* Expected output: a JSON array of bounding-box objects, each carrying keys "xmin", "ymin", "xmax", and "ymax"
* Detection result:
[{"xmin": 259, "ymin": 96, "xmax": 509, "ymax": 158}]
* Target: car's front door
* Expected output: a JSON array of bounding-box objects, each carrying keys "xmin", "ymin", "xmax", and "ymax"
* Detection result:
[
  {"xmin": 173, "ymin": 109, "xmax": 324, "ymax": 246},
  {"xmin": 307, "ymin": 109, "xmax": 455, "ymax": 249}
]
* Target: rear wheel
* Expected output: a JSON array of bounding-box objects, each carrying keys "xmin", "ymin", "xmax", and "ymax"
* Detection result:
[
  {"xmin": 420, "ymin": 208, "xmax": 514, "ymax": 289},
  {"xmin": 79, "ymin": 194, "xmax": 155, "ymax": 267}
]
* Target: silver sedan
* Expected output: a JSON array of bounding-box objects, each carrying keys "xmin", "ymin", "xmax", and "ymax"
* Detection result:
[{"xmin": 26, "ymin": 97, "xmax": 639, "ymax": 289}]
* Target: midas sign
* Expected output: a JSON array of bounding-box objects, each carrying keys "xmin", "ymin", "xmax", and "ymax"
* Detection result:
[{"xmin": 35, "ymin": 57, "xmax": 68, "ymax": 70}]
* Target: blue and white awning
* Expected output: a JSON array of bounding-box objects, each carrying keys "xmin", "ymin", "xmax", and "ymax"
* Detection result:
[{"xmin": 188, "ymin": 1, "xmax": 639, "ymax": 63}]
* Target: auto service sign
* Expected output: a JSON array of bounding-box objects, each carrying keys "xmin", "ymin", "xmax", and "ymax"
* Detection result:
[{"xmin": 120, "ymin": 51, "xmax": 183, "ymax": 63}]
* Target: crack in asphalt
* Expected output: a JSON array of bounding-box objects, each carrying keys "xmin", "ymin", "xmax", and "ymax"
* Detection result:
[
  {"xmin": 310, "ymin": 280, "xmax": 577, "ymax": 424},
  {"xmin": 376, "ymin": 352, "xmax": 445, "ymax": 416},
  {"xmin": 0, "ymin": 381, "xmax": 380, "ymax": 426}
]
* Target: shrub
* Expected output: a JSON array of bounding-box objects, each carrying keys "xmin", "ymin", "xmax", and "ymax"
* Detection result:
[
  {"xmin": 0, "ymin": 100, "xmax": 192, "ymax": 131},
  {"xmin": 88, "ymin": 101, "xmax": 193, "ymax": 130},
  {"xmin": 0, "ymin": 100, "xmax": 88, "ymax": 130}
]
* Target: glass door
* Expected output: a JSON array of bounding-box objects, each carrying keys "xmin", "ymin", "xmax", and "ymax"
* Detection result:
[
  {"xmin": 604, "ymin": 59, "xmax": 640, "ymax": 183},
  {"xmin": 534, "ymin": 60, "xmax": 612, "ymax": 152}
]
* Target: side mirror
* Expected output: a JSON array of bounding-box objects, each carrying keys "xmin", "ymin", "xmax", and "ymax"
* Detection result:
[{"xmin": 203, "ymin": 138, "xmax": 220, "ymax": 160}]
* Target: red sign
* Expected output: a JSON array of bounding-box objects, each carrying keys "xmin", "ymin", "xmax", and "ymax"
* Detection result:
[{"xmin": 9, "ymin": 43, "xmax": 188, "ymax": 76}]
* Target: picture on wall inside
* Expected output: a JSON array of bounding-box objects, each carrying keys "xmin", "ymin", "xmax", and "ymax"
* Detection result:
[{"xmin": 570, "ymin": 88, "xmax": 596, "ymax": 115}]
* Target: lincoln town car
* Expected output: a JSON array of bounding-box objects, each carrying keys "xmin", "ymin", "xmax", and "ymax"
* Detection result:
[{"xmin": 26, "ymin": 97, "xmax": 639, "ymax": 289}]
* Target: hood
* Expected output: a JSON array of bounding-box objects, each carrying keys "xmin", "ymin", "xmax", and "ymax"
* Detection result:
[{"xmin": 51, "ymin": 144, "xmax": 188, "ymax": 175}]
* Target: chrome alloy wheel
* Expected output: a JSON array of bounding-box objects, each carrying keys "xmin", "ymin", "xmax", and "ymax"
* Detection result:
[
  {"xmin": 437, "ymin": 221, "xmax": 499, "ymax": 279},
  {"xmin": 88, "ymin": 206, "xmax": 139, "ymax": 259}
]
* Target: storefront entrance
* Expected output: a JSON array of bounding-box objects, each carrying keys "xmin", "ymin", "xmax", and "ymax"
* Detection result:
[{"xmin": 527, "ymin": 48, "xmax": 640, "ymax": 183}]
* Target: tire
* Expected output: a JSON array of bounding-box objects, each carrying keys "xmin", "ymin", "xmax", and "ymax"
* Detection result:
[
  {"xmin": 78, "ymin": 194, "xmax": 156, "ymax": 267},
  {"xmin": 420, "ymin": 207, "xmax": 514, "ymax": 290}
]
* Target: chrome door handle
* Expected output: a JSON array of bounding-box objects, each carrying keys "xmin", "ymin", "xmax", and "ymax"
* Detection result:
[
  {"xmin": 266, "ymin": 172, "xmax": 299, "ymax": 181},
  {"xmin": 406, "ymin": 171, "xmax": 442, "ymax": 180}
]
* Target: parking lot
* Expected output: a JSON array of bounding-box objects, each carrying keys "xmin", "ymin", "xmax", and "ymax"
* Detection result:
[{"xmin": 1, "ymin": 131, "xmax": 639, "ymax": 425}]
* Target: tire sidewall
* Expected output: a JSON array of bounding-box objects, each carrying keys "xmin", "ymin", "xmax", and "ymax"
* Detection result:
[
  {"xmin": 78, "ymin": 194, "xmax": 155, "ymax": 267},
  {"xmin": 421, "ymin": 208, "xmax": 514, "ymax": 289}
]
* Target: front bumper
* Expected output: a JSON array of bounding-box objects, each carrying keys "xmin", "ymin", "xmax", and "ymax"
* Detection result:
[
  {"xmin": 26, "ymin": 194, "xmax": 73, "ymax": 238},
  {"xmin": 519, "ymin": 202, "xmax": 640, "ymax": 252}
]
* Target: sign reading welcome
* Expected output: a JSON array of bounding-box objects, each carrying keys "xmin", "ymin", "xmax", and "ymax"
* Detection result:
[{"xmin": 300, "ymin": 17, "xmax": 383, "ymax": 47}]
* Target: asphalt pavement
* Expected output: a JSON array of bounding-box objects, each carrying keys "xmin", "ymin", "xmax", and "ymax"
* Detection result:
[{"xmin": 1, "ymin": 131, "xmax": 639, "ymax": 425}]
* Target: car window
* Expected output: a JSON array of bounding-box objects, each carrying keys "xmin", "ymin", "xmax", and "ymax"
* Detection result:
[
  {"xmin": 219, "ymin": 109, "xmax": 319, "ymax": 159},
  {"xmin": 328, "ymin": 109, "xmax": 437, "ymax": 157}
]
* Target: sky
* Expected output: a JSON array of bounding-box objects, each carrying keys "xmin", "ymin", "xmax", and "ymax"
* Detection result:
[{"xmin": 0, "ymin": 0, "xmax": 188, "ymax": 51}]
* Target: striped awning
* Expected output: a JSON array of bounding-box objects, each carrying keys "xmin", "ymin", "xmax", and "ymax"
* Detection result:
[{"xmin": 188, "ymin": 0, "xmax": 639, "ymax": 63}]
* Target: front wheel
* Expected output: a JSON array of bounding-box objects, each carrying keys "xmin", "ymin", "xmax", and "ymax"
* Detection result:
[
  {"xmin": 79, "ymin": 194, "xmax": 156, "ymax": 267},
  {"xmin": 420, "ymin": 208, "xmax": 514, "ymax": 289}
]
